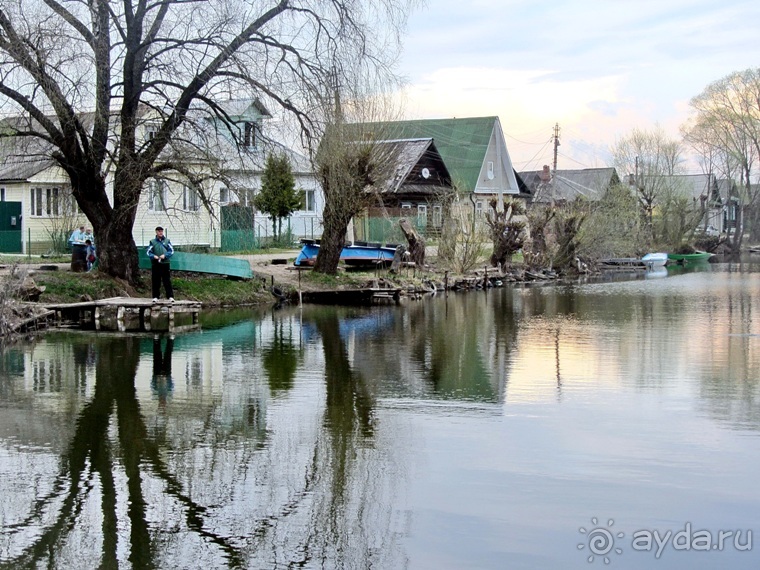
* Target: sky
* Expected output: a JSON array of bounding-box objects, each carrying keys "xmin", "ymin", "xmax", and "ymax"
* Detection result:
[{"xmin": 395, "ymin": 0, "xmax": 760, "ymax": 174}]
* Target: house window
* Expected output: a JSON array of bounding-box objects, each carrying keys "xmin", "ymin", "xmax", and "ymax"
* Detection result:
[
  {"xmin": 432, "ymin": 204, "xmax": 442, "ymax": 227},
  {"xmin": 47, "ymin": 187, "xmax": 60, "ymax": 216},
  {"xmin": 220, "ymin": 187, "xmax": 229, "ymax": 204},
  {"xmin": 0, "ymin": 187, "xmax": 5, "ymax": 202},
  {"xmin": 31, "ymin": 188, "xmax": 42, "ymax": 216},
  {"xmin": 240, "ymin": 188, "xmax": 254, "ymax": 207},
  {"xmin": 30, "ymin": 187, "xmax": 69, "ymax": 217},
  {"xmin": 183, "ymin": 184, "xmax": 200, "ymax": 211},
  {"xmin": 240, "ymin": 121, "xmax": 260, "ymax": 149},
  {"xmin": 302, "ymin": 189, "xmax": 316, "ymax": 212},
  {"xmin": 401, "ymin": 203, "xmax": 412, "ymax": 210},
  {"xmin": 417, "ymin": 204, "xmax": 427, "ymax": 224},
  {"xmin": 148, "ymin": 180, "xmax": 168, "ymax": 212},
  {"xmin": 475, "ymin": 200, "xmax": 484, "ymax": 216},
  {"xmin": 145, "ymin": 124, "xmax": 159, "ymax": 141}
]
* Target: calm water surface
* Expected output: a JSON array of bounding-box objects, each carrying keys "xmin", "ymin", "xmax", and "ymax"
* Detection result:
[{"xmin": 2, "ymin": 263, "xmax": 760, "ymax": 569}]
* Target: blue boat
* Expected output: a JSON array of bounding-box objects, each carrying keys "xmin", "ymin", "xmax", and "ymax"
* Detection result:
[{"xmin": 294, "ymin": 240, "xmax": 399, "ymax": 267}]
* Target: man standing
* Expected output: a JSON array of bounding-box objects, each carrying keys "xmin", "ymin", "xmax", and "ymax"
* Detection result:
[
  {"xmin": 68, "ymin": 225, "xmax": 86, "ymax": 247},
  {"xmin": 68, "ymin": 225, "xmax": 88, "ymax": 272},
  {"xmin": 146, "ymin": 226, "xmax": 175, "ymax": 302}
]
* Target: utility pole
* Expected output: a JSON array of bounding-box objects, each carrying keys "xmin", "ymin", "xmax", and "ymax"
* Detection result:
[
  {"xmin": 551, "ymin": 123, "xmax": 560, "ymax": 205},
  {"xmin": 552, "ymin": 123, "xmax": 560, "ymax": 172}
]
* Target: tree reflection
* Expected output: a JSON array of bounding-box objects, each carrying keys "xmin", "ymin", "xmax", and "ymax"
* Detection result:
[
  {"xmin": 261, "ymin": 317, "xmax": 300, "ymax": 395},
  {"xmin": 2, "ymin": 336, "xmax": 244, "ymax": 569}
]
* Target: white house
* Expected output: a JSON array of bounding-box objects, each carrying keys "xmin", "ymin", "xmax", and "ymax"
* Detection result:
[{"xmin": 0, "ymin": 99, "xmax": 323, "ymax": 254}]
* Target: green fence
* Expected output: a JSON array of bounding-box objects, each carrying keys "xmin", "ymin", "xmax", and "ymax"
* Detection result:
[
  {"xmin": 221, "ymin": 229, "xmax": 259, "ymax": 252},
  {"xmin": 355, "ymin": 215, "xmax": 426, "ymax": 245}
]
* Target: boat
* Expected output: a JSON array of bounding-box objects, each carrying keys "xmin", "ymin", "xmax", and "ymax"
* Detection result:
[
  {"xmin": 294, "ymin": 240, "xmax": 399, "ymax": 268},
  {"xmin": 667, "ymin": 251, "xmax": 714, "ymax": 264},
  {"xmin": 138, "ymin": 249, "xmax": 253, "ymax": 279},
  {"xmin": 641, "ymin": 252, "xmax": 668, "ymax": 268}
]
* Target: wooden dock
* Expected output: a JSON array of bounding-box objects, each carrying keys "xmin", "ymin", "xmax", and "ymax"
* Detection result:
[
  {"xmin": 43, "ymin": 297, "xmax": 202, "ymax": 332},
  {"xmin": 300, "ymin": 288, "xmax": 401, "ymax": 306}
]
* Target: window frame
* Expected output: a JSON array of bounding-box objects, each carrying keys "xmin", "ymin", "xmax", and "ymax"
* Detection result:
[{"xmin": 148, "ymin": 179, "xmax": 168, "ymax": 212}]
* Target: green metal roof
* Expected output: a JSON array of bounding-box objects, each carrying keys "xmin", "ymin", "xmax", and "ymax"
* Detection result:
[{"xmin": 349, "ymin": 117, "xmax": 497, "ymax": 192}]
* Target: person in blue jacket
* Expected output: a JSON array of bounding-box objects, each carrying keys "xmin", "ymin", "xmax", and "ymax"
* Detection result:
[{"xmin": 146, "ymin": 226, "xmax": 174, "ymax": 302}]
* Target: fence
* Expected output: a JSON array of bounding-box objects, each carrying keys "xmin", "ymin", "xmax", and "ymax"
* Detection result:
[{"xmin": 354, "ymin": 215, "xmax": 427, "ymax": 245}]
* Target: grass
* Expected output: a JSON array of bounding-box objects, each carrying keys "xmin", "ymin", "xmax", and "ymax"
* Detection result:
[
  {"xmin": 171, "ymin": 274, "xmax": 269, "ymax": 305},
  {"xmin": 300, "ymin": 268, "xmax": 380, "ymax": 289},
  {"xmin": 32, "ymin": 269, "xmax": 270, "ymax": 305},
  {"xmin": 0, "ymin": 254, "xmax": 71, "ymax": 264},
  {"xmin": 33, "ymin": 271, "xmax": 137, "ymax": 303}
]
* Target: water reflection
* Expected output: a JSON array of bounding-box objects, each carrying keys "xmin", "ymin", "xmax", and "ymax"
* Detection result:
[{"xmin": 2, "ymin": 265, "xmax": 760, "ymax": 568}]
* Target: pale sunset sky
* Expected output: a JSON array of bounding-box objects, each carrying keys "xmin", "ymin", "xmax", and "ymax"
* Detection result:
[{"xmin": 396, "ymin": 0, "xmax": 760, "ymax": 174}]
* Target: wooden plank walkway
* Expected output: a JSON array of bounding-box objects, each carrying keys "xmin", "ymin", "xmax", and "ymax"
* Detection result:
[
  {"xmin": 300, "ymin": 288, "xmax": 401, "ymax": 306},
  {"xmin": 43, "ymin": 297, "xmax": 202, "ymax": 333}
]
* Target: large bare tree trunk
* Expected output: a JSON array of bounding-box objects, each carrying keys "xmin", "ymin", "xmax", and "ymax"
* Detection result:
[
  {"xmin": 313, "ymin": 225, "xmax": 346, "ymax": 275},
  {"xmin": 68, "ymin": 169, "xmax": 142, "ymax": 283},
  {"xmin": 399, "ymin": 218, "xmax": 425, "ymax": 266}
]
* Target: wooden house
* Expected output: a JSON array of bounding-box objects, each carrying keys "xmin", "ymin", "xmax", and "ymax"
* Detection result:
[
  {"xmin": 362, "ymin": 138, "xmax": 453, "ymax": 236},
  {"xmin": 348, "ymin": 116, "xmax": 522, "ymax": 212}
]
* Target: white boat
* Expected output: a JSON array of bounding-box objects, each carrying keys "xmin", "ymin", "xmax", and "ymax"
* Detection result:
[{"xmin": 641, "ymin": 252, "xmax": 668, "ymax": 268}]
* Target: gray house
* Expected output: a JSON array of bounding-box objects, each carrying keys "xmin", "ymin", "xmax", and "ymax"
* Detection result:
[{"xmin": 518, "ymin": 166, "xmax": 622, "ymax": 204}]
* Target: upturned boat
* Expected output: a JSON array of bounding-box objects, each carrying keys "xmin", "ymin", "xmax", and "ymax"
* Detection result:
[
  {"xmin": 641, "ymin": 252, "xmax": 668, "ymax": 268},
  {"xmin": 294, "ymin": 240, "xmax": 398, "ymax": 267}
]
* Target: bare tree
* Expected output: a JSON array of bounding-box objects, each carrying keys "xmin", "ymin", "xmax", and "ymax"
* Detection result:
[
  {"xmin": 686, "ymin": 68, "xmax": 760, "ymax": 243},
  {"xmin": 311, "ymin": 71, "xmax": 402, "ymax": 275},
  {"xmin": 485, "ymin": 197, "xmax": 526, "ymax": 270},
  {"xmin": 611, "ymin": 126, "xmax": 685, "ymax": 246},
  {"xmin": 682, "ymin": 116, "xmax": 745, "ymax": 252},
  {"xmin": 0, "ymin": 0, "xmax": 415, "ymax": 284}
]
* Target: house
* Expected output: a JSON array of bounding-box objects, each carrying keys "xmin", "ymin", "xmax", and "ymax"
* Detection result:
[
  {"xmin": 717, "ymin": 178, "xmax": 740, "ymax": 234},
  {"xmin": 627, "ymin": 173, "xmax": 723, "ymax": 232},
  {"xmin": 519, "ymin": 166, "xmax": 622, "ymax": 204},
  {"xmin": 358, "ymin": 138, "xmax": 453, "ymax": 238},
  {"xmin": 0, "ymin": 135, "xmax": 77, "ymax": 254},
  {"xmin": 347, "ymin": 116, "xmax": 522, "ymax": 219},
  {"xmin": 0, "ymin": 99, "xmax": 322, "ymax": 254}
]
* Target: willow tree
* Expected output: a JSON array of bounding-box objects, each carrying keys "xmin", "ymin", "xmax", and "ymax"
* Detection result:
[
  {"xmin": 611, "ymin": 126, "xmax": 685, "ymax": 246},
  {"xmin": 310, "ymin": 64, "xmax": 402, "ymax": 275},
  {"xmin": 0, "ymin": 0, "xmax": 415, "ymax": 284},
  {"xmin": 685, "ymin": 68, "xmax": 760, "ymax": 243}
]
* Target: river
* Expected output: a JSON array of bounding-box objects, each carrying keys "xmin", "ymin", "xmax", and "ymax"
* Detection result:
[{"xmin": 1, "ymin": 262, "xmax": 759, "ymax": 569}]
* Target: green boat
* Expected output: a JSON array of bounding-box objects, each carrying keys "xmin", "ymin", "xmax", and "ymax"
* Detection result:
[
  {"xmin": 667, "ymin": 251, "xmax": 714, "ymax": 264},
  {"xmin": 138, "ymin": 248, "xmax": 253, "ymax": 279}
]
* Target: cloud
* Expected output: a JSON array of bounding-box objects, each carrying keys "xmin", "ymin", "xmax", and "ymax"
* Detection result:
[{"xmin": 396, "ymin": 0, "xmax": 760, "ymax": 171}]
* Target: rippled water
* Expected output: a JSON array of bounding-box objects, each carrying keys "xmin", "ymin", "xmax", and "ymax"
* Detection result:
[{"xmin": 1, "ymin": 263, "xmax": 760, "ymax": 569}]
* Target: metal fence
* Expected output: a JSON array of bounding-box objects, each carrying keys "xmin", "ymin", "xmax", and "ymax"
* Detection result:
[{"xmin": 354, "ymin": 215, "xmax": 427, "ymax": 245}]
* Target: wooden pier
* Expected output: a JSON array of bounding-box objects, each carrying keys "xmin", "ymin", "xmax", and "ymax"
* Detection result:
[
  {"xmin": 43, "ymin": 297, "xmax": 202, "ymax": 333},
  {"xmin": 300, "ymin": 287, "xmax": 401, "ymax": 306}
]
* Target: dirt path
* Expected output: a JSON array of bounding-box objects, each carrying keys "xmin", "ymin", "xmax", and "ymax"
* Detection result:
[{"xmin": 229, "ymin": 251, "xmax": 311, "ymax": 290}]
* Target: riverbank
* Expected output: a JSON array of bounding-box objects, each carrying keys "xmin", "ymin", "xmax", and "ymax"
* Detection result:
[{"xmin": 0, "ymin": 246, "xmax": 556, "ymax": 307}]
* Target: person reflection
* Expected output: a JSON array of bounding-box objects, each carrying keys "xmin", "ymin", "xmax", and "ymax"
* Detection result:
[{"xmin": 151, "ymin": 334, "xmax": 174, "ymax": 410}]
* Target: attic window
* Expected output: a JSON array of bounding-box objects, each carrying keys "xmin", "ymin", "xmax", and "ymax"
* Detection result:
[
  {"xmin": 145, "ymin": 124, "xmax": 159, "ymax": 141},
  {"xmin": 241, "ymin": 121, "xmax": 259, "ymax": 149}
]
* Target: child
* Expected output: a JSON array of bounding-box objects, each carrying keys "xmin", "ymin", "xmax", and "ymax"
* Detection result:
[{"xmin": 85, "ymin": 239, "xmax": 97, "ymax": 271}]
